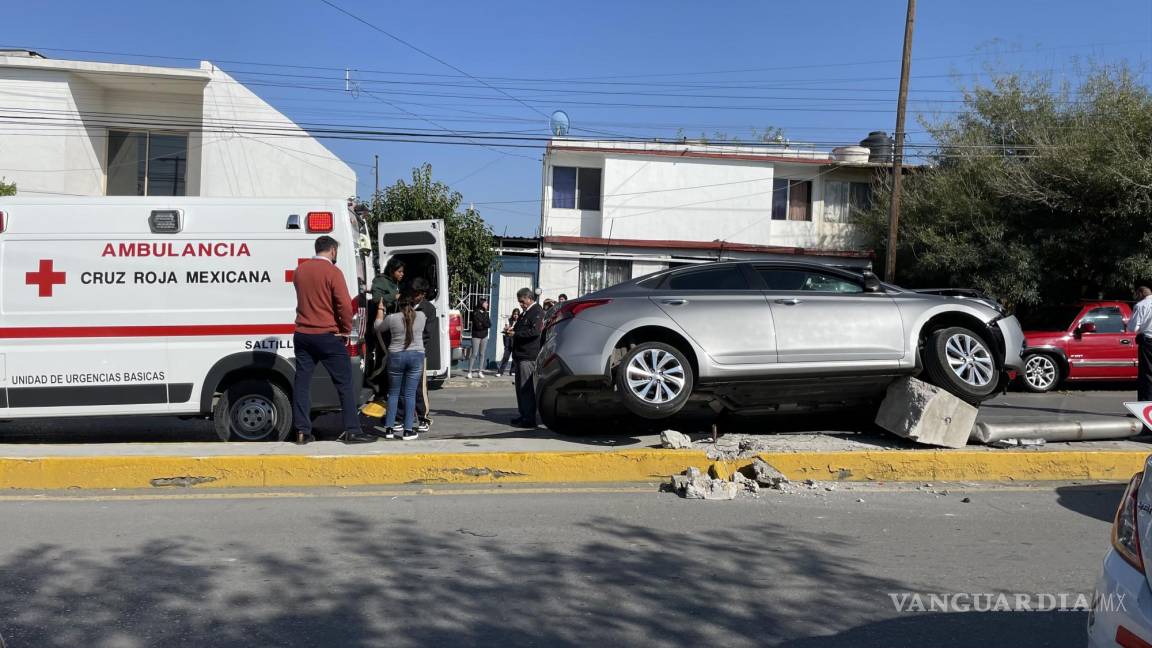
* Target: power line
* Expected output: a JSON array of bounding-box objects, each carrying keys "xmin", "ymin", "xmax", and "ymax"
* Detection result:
[{"xmin": 314, "ymin": 0, "xmax": 551, "ymax": 120}]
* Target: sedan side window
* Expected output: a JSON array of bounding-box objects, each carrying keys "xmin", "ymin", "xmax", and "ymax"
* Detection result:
[
  {"xmin": 757, "ymin": 268, "xmax": 863, "ymax": 293},
  {"xmin": 1082, "ymin": 307, "xmax": 1125, "ymax": 333},
  {"xmin": 667, "ymin": 267, "xmax": 749, "ymax": 290}
]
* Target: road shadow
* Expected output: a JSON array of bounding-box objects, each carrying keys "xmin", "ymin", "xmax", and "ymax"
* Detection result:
[
  {"xmin": 1055, "ymin": 483, "xmax": 1128, "ymax": 522},
  {"xmin": 777, "ymin": 610, "xmax": 1087, "ymax": 648},
  {"xmin": 4, "ymin": 507, "xmax": 1074, "ymax": 648}
]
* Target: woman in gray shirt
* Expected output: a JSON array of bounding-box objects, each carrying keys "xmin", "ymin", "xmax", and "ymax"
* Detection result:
[{"xmin": 375, "ymin": 299, "xmax": 426, "ymax": 439}]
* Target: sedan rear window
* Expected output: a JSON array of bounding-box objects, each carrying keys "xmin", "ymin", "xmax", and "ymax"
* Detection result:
[{"xmin": 667, "ymin": 267, "xmax": 749, "ymax": 290}]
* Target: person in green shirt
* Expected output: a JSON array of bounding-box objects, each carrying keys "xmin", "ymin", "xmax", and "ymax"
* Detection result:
[
  {"xmin": 367, "ymin": 258, "xmax": 406, "ymax": 392},
  {"xmin": 371, "ymin": 258, "xmax": 406, "ymax": 314}
]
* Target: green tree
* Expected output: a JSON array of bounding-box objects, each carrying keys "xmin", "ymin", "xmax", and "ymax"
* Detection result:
[
  {"xmin": 0, "ymin": 178, "xmax": 15, "ymax": 196},
  {"xmin": 859, "ymin": 63, "xmax": 1152, "ymax": 307},
  {"xmin": 365, "ymin": 163, "xmax": 495, "ymax": 301}
]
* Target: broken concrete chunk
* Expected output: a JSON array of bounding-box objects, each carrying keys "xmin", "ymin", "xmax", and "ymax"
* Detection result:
[
  {"xmin": 670, "ymin": 475, "xmax": 690, "ymax": 491},
  {"xmin": 732, "ymin": 471, "xmax": 760, "ymax": 494},
  {"xmin": 751, "ymin": 458, "xmax": 791, "ymax": 489},
  {"xmin": 685, "ymin": 466, "xmax": 702, "ymax": 479},
  {"xmin": 874, "ymin": 377, "xmax": 978, "ymax": 449},
  {"xmin": 683, "ymin": 476, "xmax": 739, "ymax": 500},
  {"xmin": 660, "ymin": 430, "xmax": 693, "ymax": 449}
]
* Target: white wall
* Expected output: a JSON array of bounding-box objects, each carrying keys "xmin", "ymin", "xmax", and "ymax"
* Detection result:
[
  {"xmin": 198, "ymin": 66, "xmax": 356, "ymax": 198},
  {"xmin": 538, "ymin": 254, "xmax": 580, "ymax": 299},
  {"xmin": 540, "ymin": 150, "xmax": 867, "ymax": 251},
  {"xmin": 0, "ymin": 69, "xmax": 107, "ymax": 196}
]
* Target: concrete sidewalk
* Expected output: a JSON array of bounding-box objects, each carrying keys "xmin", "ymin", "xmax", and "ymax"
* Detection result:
[{"xmin": 0, "ymin": 384, "xmax": 1148, "ymax": 489}]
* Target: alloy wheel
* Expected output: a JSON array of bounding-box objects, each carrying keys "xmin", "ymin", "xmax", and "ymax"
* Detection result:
[
  {"xmin": 1023, "ymin": 355, "xmax": 1057, "ymax": 391},
  {"xmin": 626, "ymin": 348, "xmax": 686, "ymax": 404},
  {"xmin": 944, "ymin": 333, "xmax": 995, "ymax": 387}
]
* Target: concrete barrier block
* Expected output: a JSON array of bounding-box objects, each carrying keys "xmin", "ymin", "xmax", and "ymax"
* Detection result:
[{"xmin": 874, "ymin": 377, "xmax": 978, "ymax": 449}]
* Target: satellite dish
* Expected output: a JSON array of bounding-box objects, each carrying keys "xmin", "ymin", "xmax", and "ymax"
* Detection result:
[{"xmin": 550, "ymin": 110, "xmax": 570, "ymax": 136}]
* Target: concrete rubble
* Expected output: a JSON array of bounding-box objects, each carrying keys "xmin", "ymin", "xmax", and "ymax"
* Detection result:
[
  {"xmin": 750, "ymin": 458, "xmax": 791, "ymax": 490},
  {"xmin": 874, "ymin": 377, "xmax": 978, "ymax": 449},
  {"xmin": 660, "ymin": 430, "xmax": 694, "ymax": 449}
]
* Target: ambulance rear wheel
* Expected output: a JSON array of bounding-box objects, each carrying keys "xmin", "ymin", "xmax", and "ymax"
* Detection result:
[{"xmin": 213, "ymin": 380, "xmax": 292, "ymax": 442}]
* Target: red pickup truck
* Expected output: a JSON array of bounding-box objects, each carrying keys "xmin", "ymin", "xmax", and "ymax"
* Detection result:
[{"xmin": 1019, "ymin": 301, "xmax": 1137, "ymax": 392}]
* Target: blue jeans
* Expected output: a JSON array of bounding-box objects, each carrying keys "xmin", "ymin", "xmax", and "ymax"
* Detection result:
[
  {"xmin": 292, "ymin": 332, "xmax": 359, "ymax": 435},
  {"xmin": 385, "ymin": 350, "xmax": 426, "ymax": 431}
]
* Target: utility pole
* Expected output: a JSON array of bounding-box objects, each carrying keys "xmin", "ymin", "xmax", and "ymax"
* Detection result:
[
  {"xmin": 885, "ymin": 0, "xmax": 916, "ymax": 283},
  {"xmin": 373, "ymin": 154, "xmax": 379, "ymax": 197}
]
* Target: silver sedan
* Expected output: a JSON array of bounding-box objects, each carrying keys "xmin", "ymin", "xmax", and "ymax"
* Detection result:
[{"xmin": 535, "ymin": 261, "xmax": 1024, "ymax": 430}]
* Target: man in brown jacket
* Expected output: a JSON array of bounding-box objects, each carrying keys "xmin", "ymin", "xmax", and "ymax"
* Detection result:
[{"xmin": 291, "ymin": 236, "xmax": 374, "ymax": 444}]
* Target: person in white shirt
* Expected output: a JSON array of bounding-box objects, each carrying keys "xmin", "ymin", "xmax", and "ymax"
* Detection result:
[{"xmin": 1127, "ymin": 283, "xmax": 1152, "ymax": 402}]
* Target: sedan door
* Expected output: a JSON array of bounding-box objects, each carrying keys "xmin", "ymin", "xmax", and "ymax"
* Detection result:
[
  {"xmin": 755, "ymin": 266, "xmax": 904, "ymax": 363},
  {"xmin": 650, "ymin": 265, "xmax": 776, "ymax": 365}
]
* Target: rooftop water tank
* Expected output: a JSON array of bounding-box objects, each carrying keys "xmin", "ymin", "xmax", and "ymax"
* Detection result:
[
  {"xmin": 859, "ymin": 131, "xmax": 893, "ymax": 163},
  {"xmin": 832, "ymin": 146, "xmax": 871, "ymax": 163}
]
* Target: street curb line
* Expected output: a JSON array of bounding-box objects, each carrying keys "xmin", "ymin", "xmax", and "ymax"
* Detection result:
[{"xmin": 0, "ymin": 449, "xmax": 1147, "ymax": 490}]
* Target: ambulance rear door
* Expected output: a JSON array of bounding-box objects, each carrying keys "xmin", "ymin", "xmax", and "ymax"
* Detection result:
[{"xmin": 376, "ymin": 220, "xmax": 450, "ymax": 379}]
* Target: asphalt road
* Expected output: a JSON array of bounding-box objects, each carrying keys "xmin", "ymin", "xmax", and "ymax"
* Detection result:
[
  {"xmin": 0, "ymin": 380, "xmax": 1139, "ymax": 444},
  {"xmin": 0, "ymin": 482, "xmax": 1121, "ymax": 648}
]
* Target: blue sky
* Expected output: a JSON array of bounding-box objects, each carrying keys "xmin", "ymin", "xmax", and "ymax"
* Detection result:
[{"xmin": 5, "ymin": 0, "xmax": 1151, "ymax": 235}]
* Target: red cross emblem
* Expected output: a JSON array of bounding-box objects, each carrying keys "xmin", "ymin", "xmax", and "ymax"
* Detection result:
[
  {"xmin": 284, "ymin": 258, "xmax": 310, "ymax": 283},
  {"xmin": 26, "ymin": 259, "xmax": 67, "ymax": 297}
]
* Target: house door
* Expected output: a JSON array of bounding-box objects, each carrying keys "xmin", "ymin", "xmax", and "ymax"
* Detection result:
[{"xmin": 498, "ymin": 272, "xmax": 534, "ymax": 335}]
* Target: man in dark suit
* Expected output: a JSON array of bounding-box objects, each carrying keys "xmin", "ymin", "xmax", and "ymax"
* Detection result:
[{"xmin": 510, "ymin": 288, "xmax": 544, "ymax": 428}]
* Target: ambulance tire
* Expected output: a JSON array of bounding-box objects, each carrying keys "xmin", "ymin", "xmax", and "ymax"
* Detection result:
[{"xmin": 213, "ymin": 379, "xmax": 293, "ymax": 442}]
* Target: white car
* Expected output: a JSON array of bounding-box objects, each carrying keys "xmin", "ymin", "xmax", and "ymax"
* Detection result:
[{"xmin": 1087, "ymin": 456, "xmax": 1152, "ymax": 647}]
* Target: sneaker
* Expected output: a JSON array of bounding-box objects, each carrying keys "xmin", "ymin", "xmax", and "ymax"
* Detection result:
[
  {"xmin": 379, "ymin": 424, "xmax": 401, "ymax": 440},
  {"xmin": 416, "ymin": 419, "xmax": 431, "ymax": 433},
  {"xmin": 466, "ymin": 372, "xmax": 474, "ymax": 380},
  {"xmin": 402, "ymin": 430, "xmax": 420, "ymax": 441},
  {"xmin": 339, "ymin": 430, "xmax": 377, "ymax": 444}
]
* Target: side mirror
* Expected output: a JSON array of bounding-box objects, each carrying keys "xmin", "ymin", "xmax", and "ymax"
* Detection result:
[
  {"xmin": 1078, "ymin": 321, "xmax": 1097, "ymax": 335},
  {"xmin": 862, "ymin": 271, "xmax": 882, "ymax": 293}
]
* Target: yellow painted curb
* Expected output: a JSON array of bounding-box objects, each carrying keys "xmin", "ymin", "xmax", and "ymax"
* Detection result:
[{"xmin": 0, "ymin": 448, "xmax": 1147, "ymax": 490}]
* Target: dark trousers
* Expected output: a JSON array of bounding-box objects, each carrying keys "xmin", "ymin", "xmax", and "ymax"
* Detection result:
[
  {"xmin": 1139, "ymin": 336, "xmax": 1152, "ymax": 402},
  {"xmin": 514, "ymin": 359, "xmax": 537, "ymax": 424},
  {"xmin": 498, "ymin": 340, "xmax": 514, "ymax": 374},
  {"xmin": 292, "ymin": 332, "xmax": 359, "ymax": 434}
]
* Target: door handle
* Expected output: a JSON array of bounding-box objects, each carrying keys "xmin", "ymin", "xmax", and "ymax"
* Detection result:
[
  {"xmin": 1122, "ymin": 339, "xmax": 1133, "ymax": 345},
  {"xmin": 661, "ymin": 299, "xmax": 689, "ymax": 306},
  {"xmin": 774, "ymin": 298, "xmax": 802, "ymax": 305}
]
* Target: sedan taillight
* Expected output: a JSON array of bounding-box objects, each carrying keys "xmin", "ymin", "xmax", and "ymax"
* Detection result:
[
  {"xmin": 1113, "ymin": 471, "xmax": 1145, "ymax": 571},
  {"xmin": 545, "ymin": 299, "xmax": 612, "ymax": 330}
]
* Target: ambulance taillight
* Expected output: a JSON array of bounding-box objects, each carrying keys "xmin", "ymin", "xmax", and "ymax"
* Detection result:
[
  {"xmin": 306, "ymin": 211, "xmax": 333, "ymax": 233},
  {"xmin": 0, "ymin": 211, "xmax": 6, "ymax": 233}
]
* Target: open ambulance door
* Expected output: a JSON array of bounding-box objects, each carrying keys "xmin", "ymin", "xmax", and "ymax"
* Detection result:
[{"xmin": 377, "ymin": 220, "xmax": 451, "ymax": 379}]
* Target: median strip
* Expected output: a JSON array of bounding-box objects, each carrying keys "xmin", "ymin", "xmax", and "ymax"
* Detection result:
[{"xmin": 0, "ymin": 446, "xmax": 1148, "ymax": 490}]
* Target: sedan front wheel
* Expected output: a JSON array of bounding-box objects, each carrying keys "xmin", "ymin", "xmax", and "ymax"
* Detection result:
[{"xmin": 922, "ymin": 326, "xmax": 1000, "ymax": 404}]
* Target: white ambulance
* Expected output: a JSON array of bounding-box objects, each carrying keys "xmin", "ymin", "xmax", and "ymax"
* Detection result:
[{"xmin": 0, "ymin": 197, "xmax": 451, "ymax": 441}]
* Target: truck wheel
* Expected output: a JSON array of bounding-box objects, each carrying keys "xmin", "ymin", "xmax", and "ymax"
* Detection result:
[
  {"xmin": 212, "ymin": 379, "xmax": 292, "ymax": 442},
  {"xmin": 1021, "ymin": 353, "xmax": 1062, "ymax": 393},
  {"xmin": 615, "ymin": 342, "xmax": 693, "ymax": 420},
  {"xmin": 922, "ymin": 326, "xmax": 999, "ymax": 404}
]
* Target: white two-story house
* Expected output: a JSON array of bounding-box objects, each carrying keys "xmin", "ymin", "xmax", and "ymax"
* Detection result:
[
  {"xmin": 0, "ymin": 50, "xmax": 355, "ymax": 198},
  {"xmin": 537, "ymin": 138, "xmax": 879, "ymax": 299}
]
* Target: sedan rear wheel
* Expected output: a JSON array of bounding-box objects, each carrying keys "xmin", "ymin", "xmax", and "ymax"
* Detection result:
[
  {"xmin": 616, "ymin": 342, "xmax": 693, "ymax": 419},
  {"xmin": 1021, "ymin": 353, "xmax": 1061, "ymax": 393}
]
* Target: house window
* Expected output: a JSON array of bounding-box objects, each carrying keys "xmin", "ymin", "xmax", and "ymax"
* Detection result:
[
  {"xmin": 824, "ymin": 181, "xmax": 873, "ymax": 222},
  {"xmin": 552, "ymin": 166, "xmax": 602, "ymax": 210},
  {"xmin": 107, "ymin": 130, "xmax": 188, "ymax": 196},
  {"xmin": 579, "ymin": 258, "xmax": 631, "ymax": 295},
  {"xmin": 771, "ymin": 178, "xmax": 811, "ymax": 221}
]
